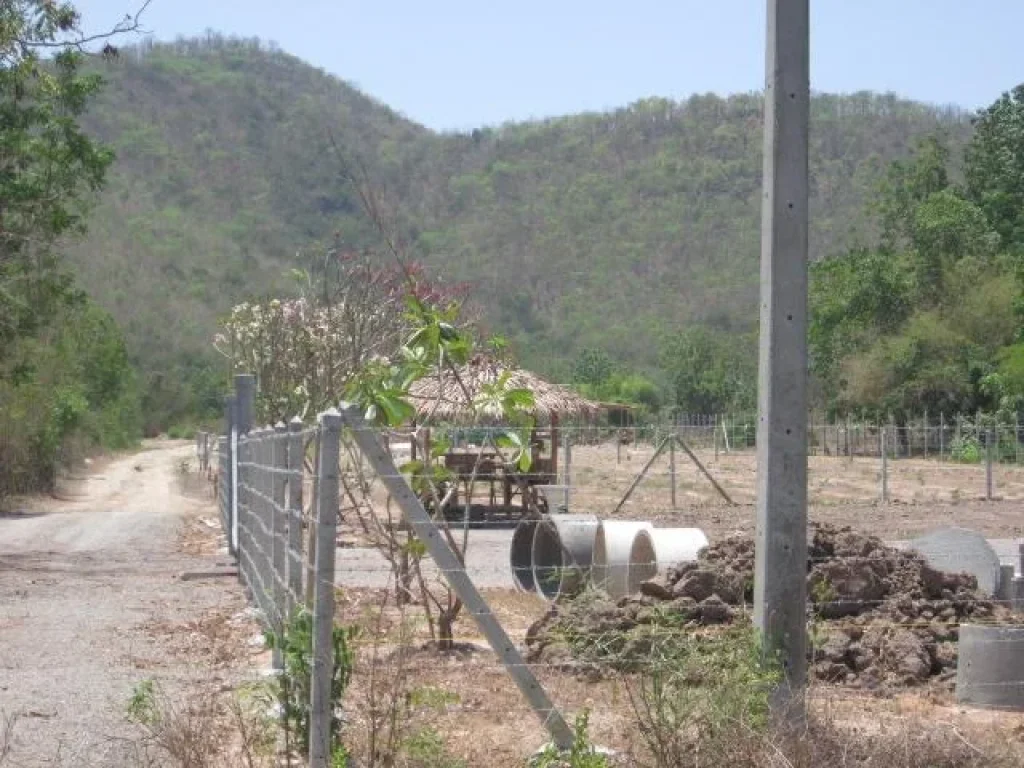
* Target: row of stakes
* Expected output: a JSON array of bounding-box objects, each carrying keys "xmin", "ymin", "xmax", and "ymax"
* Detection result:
[{"xmin": 509, "ymin": 514, "xmax": 709, "ymax": 600}]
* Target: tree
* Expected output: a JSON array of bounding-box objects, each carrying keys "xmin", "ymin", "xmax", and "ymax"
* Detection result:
[
  {"xmin": 965, "ymin": 84, "xmax": 1024, "ymax": 252},
  {"xmin": 0, "ymin": 1, "xmax": 150, "ymax": 498},
  {"xmin": 0, "ymin": 1, "xmax": 150, "ymax": 349},
  {"xmin": 659, "ymin": 327, "xmax": 756, "ymax": 414}
]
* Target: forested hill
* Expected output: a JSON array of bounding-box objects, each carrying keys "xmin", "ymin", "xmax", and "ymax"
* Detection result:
[{"xmin": 69, "ymin": 37, "xmax": 973, "ymax": 428}]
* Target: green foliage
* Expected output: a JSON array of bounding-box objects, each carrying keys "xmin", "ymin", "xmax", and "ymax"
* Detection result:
[
  {"xmin": 0, "ymin": 2, "xmax": 140, "ymax": 500},
  {"xmin": 401, "ymin": 726, "xmax": 467, "ymax": 768},
  {"xmin": 622, "ymin": 623, "xmax": 781, "ymax": 768},
  {"xmin": 531, "ymin": 711, "xmax": 608, "ymax": 768},
  {"xmin": 950, "ymin": 434, "xmax": 982, "ymax": 464},
  {"xmin": 659, "ymin": 327, "xmax": 756, "ymax": 413},
  {"xmin": 55, "ymin": 40, "xmax": 978, "ymax": 425},
  {"xmin": 811, "ymin": 87, "xmax": 1024, "ymax": 417},
  {"xmin": 0, "ymin": 299, "xmax": 141, "ymax": 497},
  {"xmin": 965, "ymin": 84, "xmax": 1024, "ymax": 251},
  {"xmin": 265, "ymin": 609, "xmax": 356, "ymax": 759}
]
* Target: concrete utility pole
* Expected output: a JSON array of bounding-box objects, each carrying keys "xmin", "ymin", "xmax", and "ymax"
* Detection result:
[{"xmin": 753, "ymin": 0, "xmax": 810, "ymax": 722}]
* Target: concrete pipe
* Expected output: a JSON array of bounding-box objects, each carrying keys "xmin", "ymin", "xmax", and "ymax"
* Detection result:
[
  {"xmin": 510, "ymin": 519, "xmax": 539, "ymax": 593},
  {"xmin": 956, "ymin": 624, "xmax": 1024, "ymax": 710},
  {"xmin": 531, "ymin": 514, "xmax": 600, "ymax": 600},
  {"xmin": 592, "ymin": 520, "xmax": 653, "ymax": 599},
  {"xmin": 627, "ymin": 527, "xmax": 710, "ymax": 595}
]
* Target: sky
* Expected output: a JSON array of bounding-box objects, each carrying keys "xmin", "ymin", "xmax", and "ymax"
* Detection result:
[{"xmin": 76, "ymin": 1, "xmax": 1023, "ymax": 132}]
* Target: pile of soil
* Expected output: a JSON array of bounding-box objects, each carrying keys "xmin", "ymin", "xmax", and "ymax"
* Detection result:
[{"xmin": 524, "ymin": 524, "xmax": 1010, "ymax": 689}]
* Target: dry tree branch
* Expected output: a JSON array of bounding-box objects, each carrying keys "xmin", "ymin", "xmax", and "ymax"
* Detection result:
[{"xmin": 19, "ymin": 1, "xmax": 155, "ymax": 52}]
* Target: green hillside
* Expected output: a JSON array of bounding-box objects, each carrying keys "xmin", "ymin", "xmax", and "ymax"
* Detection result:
[{"xmin": 69, "ymin": 37, "xmax": 974, "ymax": 429}]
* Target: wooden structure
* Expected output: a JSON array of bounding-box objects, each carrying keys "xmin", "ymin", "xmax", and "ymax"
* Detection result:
[{"xmin": 406, "ymin": 355, "xmax": 598, "ymax": 515}]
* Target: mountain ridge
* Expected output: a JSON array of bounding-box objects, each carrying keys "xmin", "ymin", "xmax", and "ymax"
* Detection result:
[{"xmin": 67, "ymin": 36, "xmax": 974, "ymax": 426}]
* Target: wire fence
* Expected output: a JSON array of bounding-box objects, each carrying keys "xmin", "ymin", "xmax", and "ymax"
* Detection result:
[{"xmin": 213, "ymin": 382, "xmax": 1024, "ymax": 765}]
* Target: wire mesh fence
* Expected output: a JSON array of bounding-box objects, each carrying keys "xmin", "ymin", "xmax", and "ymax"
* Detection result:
[{"xmin": 214, "ymin": 390, "xmax": 1024, "ymax": 765}]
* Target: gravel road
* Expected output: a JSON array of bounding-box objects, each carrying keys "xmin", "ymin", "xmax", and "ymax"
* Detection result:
[{"xmin": 0, "ymin": 442, "xmax": 252, "ymax": 767}]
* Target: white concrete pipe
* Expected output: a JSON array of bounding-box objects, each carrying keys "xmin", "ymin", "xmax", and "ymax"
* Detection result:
[
  {"xmin": 531, "ymin": 514, "xmax": 600, "ymax": 600},
  {"xmin": 956, "ymin": 624, "xmax": 1024, "ymax": 710},
  {"xmin": 627, "ymin": 527, "xmax": 710, "ymax": 595},
  {"xmin": 510, "ymin": 519, "xmax": 539, "ymax": 593},
  {"xmin": 592, "ymin": 520, "xmax": 653, "ymax": 599}
]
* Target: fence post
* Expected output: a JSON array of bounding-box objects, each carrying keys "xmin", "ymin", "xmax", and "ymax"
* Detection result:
[
  {"xmin": 1011, "ymin": 415, "xmax": 1019, "ymax": 468},
  {"xmin": 286, "ymin": 417, "xmax": 304, "ymax": 618},
  {"xmin": 223, "ymin": 395, "xmax": 237, "ymax": 554},
  {"xmin": 306, "ymin": 430, "xmax": 321, "ymax": 610},
  {"xmin": 986, "ymin": 427, "xmax": 994, "ymax": 501},
  {"xmin": 563, "ymin": 432, "xmax": 572, "ymax": 512},
  {"xmin": 669, "ymin": 436, "xmax": 677, "ymax": 508},
  {"xmin": 235, "ymin": 430, "xmax": 248, "ymax": 593},
  {"xmin": 922, "ymin": 411, "xmax": 928, "ymax": 459},
  {"xmin": 271, "ymin": 422, "xmax": 288, "ymax": 668},
  {"xmin": 940, "ymin": 412, "xmax": 945, "ymax": 462},
  {"xmin": 881, "ymin": 426, "xmax": 889, "ymax": 503},
  {"xmin": 310, "ymin": 409, "xmax": 341, "ymax": 768},
  {"xmin": 714, "ymin": 416, "xmax": 720, "ymax": 461}
]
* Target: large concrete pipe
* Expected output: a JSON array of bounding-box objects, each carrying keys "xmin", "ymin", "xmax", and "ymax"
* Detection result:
[
  {"xmin": 592, "ymin": 520, "xmax": 653, "ymax": 599},
  {"xmin": 956, "ymin": 624, "xmax": 1024, "ymax": 710},
  {"xmin": 531, "ymin": 514, "xmax": 600, "ymax": 600},
  {"xmin": 510, "ymin": 519, "xmax": 539, "ymax": 592},
  {"xmin": 627, "ymin": 527, "xmax": 710, "ymax": 595}
]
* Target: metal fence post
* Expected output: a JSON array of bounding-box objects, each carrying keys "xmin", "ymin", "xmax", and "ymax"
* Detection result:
[
  {"xmin": 310, "ymin": 410, "xmax": 341, "ymax": 768},
  {"xmin": 272, "ymin": 423, "xmax": 288, "ymax": 669},
  {"xmin": 286, "ymin": 417, "xmax": 305, "ymax": 617},
  {"xmin": 237, "ymin": 432, "xmax": 251, "ymax": 597},
  {"xmin": 986, "ymin": 427, "xmax": 994, "ymax": 501},
  {"xmin": 306, "ymin": 430, "xmax": 321, "ymax": 609},
  {"xmin": 881, "ymin": 426, "xmax": 889, "ymax": 503},
  {"xmin": 669, "ymin": 436, "xmax": 677, "ymax": 508},
  {"xmin": 223, "ymin": 395, "xmax": 237, "ymax": 554},
  {"xmin": 563, "ymin": 432, "xmax": 572, "ymax": 512}
]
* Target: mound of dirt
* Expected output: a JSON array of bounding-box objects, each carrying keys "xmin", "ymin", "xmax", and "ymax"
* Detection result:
[{"xmin": 524, "ymin": 524, "xmax": 1010, "ymax": 689}]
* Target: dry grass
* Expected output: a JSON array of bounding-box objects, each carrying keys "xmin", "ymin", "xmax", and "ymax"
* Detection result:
[{"xmin": 330, "ymin": 584, "xmax": 1024, "ymax": 767}]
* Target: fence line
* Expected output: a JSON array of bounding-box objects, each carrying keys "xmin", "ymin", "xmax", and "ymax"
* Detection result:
[{"xmin": 213, "ymin": 378, "xmax": 1024, "ymax": 764}]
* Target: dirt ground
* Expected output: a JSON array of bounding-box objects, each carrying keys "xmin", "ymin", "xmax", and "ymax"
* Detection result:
[
  {"xmin": 0, "ymin": 441, "xmax": 260, "ymax": 768},
  {"xmin": 567, "ymin": 442, "xmax": 1024, "ymax": 541}
]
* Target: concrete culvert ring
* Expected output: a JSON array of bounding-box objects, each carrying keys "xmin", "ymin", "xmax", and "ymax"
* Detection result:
[
  {"xmin": 510, "ymin": 519, "xmax": 538, "ymax": 592},
  {"xmin": 956, "ymin": 624, "xmax": 1024, "ymax": 710},
  {"xmin": 531, "ymin": 514, "xmax": 599, "ymax": 600},
  {"xmin": 627, "ymin": 527, "xmax": 710, "ymax": 595},
  {"xmin": 592, "ymin": 520, "xmax": 652, "ymax": 599}
]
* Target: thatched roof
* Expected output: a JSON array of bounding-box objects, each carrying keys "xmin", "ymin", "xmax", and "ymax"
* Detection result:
[{"xmin": 407, "ymin": 355, "xmax": 599, "ymax": 422}]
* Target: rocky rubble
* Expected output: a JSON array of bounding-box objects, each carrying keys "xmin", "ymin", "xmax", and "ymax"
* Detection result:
[{"xmin": 524, "ymin": 524, "xmax": 1010, "ymax": 689}]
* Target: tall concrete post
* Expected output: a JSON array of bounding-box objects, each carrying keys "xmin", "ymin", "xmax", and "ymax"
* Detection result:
[{"xmin": 753, "ymin": 0, "xmax": 809, "ymax": 721}]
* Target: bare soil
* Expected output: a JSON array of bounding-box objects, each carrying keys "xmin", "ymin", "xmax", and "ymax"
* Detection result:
[
  {"xmin": 0, "ymin": 441, "xmax": 259, "ymax": 767},
  {"xmin": 569, "ymin": 443, "xmax": 1024, "ymax": 540}
]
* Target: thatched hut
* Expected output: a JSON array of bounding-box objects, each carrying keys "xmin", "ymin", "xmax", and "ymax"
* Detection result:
[
  {"xmin": 407, "ymin": 355, "xmax": 598, "ymax": 512},
  {"xmin": 406, "ymin": 354, "xmax": 598, "ymax": 423}
]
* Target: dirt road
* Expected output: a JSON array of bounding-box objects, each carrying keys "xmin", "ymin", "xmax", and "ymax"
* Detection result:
[{"xmin": 0, "ymin": 441, "xmax": 253, "ymax": 767}]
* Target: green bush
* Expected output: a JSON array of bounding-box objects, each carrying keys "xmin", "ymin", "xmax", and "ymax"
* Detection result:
[{"xmin": 950, "ymin": 435, "xmax": 982, "ymax": 463}]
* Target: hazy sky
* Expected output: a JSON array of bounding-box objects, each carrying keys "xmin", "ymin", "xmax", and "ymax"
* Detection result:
[{"xmin": 76, "ymin": 1, "xmax": 1023, "ymax": 131}]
